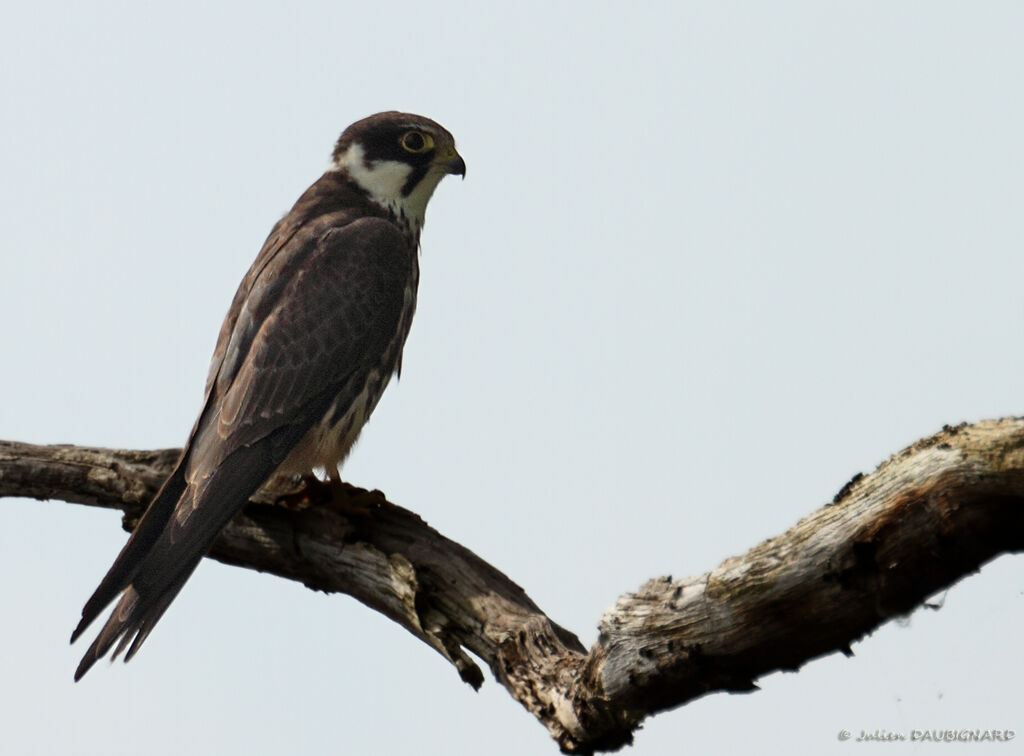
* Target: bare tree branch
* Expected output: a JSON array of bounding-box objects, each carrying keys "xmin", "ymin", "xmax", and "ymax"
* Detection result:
[{"xmin": 2, "ymin": 418, "xmax": 1022, "ymax": 753}]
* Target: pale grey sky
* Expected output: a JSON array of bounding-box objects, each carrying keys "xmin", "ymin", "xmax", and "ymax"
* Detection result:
[{"xmin": 2, "ymin": 2, "xmax": 1022, "ymax": 754}]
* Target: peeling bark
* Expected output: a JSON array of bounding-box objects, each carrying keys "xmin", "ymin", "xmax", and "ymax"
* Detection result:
[{"xmin": 2, "ymin": 419, "xmax": 1022, "ymax": 753}]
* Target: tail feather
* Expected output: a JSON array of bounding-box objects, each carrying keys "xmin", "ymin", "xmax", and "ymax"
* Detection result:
[
  {"xmin": 119, "ymin": 568, "xmax": 194, "ymax": 663},
  {"xmin": 71, "ymin": 464, "xmax": 188, "ymax": 644},
  {"xmin": 74, "ymin": 588, "xmax": 139, "ymax": 681},
  {"xmin": 73, "ymin": 556, "xmax": 200, "ymax": 681},
  {"xmin": 72, "ymin": 437, "xmax": 283, "ymax": 680}
]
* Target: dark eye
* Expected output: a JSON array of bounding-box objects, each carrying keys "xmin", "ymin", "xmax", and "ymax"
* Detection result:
[{"xmin": 400, "ymin": 131, "xmax": 433, "ymax": 153}]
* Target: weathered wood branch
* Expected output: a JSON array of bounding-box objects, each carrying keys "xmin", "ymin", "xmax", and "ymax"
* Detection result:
[{"xmin": 2, "ymin": 418, "xmax": 1022, "ymax": 753}]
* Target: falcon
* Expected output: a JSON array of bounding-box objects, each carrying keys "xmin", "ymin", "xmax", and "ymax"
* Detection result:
[{"xmin": 71, "ymin": 111, "xmax": 465, "ymax": 680}]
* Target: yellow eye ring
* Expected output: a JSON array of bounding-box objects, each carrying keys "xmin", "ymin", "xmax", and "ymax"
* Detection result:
[{"xmin": 400, "ymin": 130, "xmax": 434, "ymax": 153}]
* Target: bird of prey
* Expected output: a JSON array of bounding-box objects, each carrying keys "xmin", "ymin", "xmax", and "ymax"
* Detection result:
[{"xmin": 70, "ymin": 111, "xmax": 465, "ymax": 680}]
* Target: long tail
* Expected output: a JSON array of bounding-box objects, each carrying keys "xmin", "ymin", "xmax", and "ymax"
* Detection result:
[
  {"xmin": 71, "ymin": 462, "xmax": 188, "ymax": 646},
  {"xmin": 71, "ymin": 440, "xmax": 279, "ymax": 680},
  {"xmin": 74, "ymin": 569, "xmax": 195, "ymax": 680}
]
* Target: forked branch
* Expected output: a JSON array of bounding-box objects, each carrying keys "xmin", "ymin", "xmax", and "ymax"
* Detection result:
[{"xmin": 2, "ymin": 418, "xmax": 1022, "ymax": 753}]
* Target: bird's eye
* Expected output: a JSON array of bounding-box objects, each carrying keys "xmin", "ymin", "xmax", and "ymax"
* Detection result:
[{"xmin": 400, "ymin": 131, "xmax": 434, "ymax": 153}]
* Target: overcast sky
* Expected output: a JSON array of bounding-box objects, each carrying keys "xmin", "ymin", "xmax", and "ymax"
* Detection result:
[{"xmin": 2, "ymin": 2, "xmax": 1022, "ymax": 754}]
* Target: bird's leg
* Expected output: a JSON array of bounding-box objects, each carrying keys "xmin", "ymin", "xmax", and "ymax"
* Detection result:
[
  {"xmin": 271, "ymin": 473, "xmax": 321, "ymax": 510},
  {"xmin": 270, "ymin": 467, "xmax": 387, "ymax": 518},
  {"xmin": 323, "ymin": 466, "xmax": 382, "ymax": 518}
]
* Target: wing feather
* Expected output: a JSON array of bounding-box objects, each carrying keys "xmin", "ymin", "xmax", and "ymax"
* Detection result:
[{"xmin": 73, "ymin": 213, "xmax": 415, "ymax": 676}]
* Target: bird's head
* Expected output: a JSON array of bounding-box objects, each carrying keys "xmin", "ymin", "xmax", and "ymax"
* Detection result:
[{"xmin": 332, "ymin": 112, "xmax": 465, "ymax": 233}]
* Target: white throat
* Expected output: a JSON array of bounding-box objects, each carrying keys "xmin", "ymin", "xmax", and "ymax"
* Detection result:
[{"xmin": 333, "ymin": 142, "xmax": 447, "ymax": 238}]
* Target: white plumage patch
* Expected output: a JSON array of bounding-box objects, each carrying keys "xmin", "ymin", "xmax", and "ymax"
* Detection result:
[{"xmin": 334, "ymin": 142, "xmax": 449, "ymax": 238}]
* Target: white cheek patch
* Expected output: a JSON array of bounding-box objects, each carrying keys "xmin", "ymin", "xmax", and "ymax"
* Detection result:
[
  {"xmin": 333, "ymin": 141, "xmax": 447, "ymax": 238},
  {"xmin": 335, "ymin": 143, "xmax": 413, "ymax": 205}
]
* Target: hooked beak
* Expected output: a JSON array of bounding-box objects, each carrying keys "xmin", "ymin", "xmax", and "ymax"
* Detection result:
[{"xmin": 438, "ymin": 145, "xmax": 466, "ymax": 178}]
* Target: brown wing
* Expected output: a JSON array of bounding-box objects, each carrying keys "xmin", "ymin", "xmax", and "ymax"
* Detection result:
[{"xmin": 72, "ymin": 215, "xmax": 414, "ymax": 679}]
